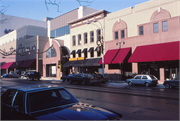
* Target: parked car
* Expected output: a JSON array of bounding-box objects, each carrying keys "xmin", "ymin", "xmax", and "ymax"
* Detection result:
[
  {"xmin": 126, "ymin": 74, "xmax": 158, "ymax": 87},
  {"xmin": 92, "ymin": 73, "xmax": 108, "ymax": 84},
  {"xmin": 68, "ymin": 73, "xmax": 102, "ymax": 85},
  {"xmin": 163, "ymin": 75, "xmax": 179, "ymax": 89},
  {"xmin": 2, "ymin": 73, "xmax": 12, "ymax": 78},
  {"xmin": 24, "ymin": 71, "xmax": 41, "ymax": 80},
  {"xmin": 1, "ymin": 85, "xmax": 122, "ymax": 120},
  {"xmin": 61, "ymin": 74, "xmax": 75, "ymax": 82},
  {"xmin": 9, "ymin": 71, "xmax": 19, "ymax": 78}
]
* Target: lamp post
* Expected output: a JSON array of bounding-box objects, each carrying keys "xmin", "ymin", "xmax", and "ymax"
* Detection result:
[
  {"xmin": 116, "ymin": 41, "xmax": 125, "ymax": 81},
  {"xmin": 87, "ymin": 20, "xmax": 104, "ymax": 77}
]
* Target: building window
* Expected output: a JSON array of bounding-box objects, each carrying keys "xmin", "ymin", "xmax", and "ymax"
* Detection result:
[
  {"xmin": 153, "ymin": 23, "xmax": 158, "ymax": 33},
  {"xmin": 78, "ymin": 34, "xmax": 81, "ymax": 45},
  {"xmin": 115, "ymin": 31, "xmax": 118, "ymax": 40},
  {"xmin": 162, "ymin": 21, "xmax": 168, "ymax": 31},
  {"xmin": 121, "ymin": 30, "xmax": 125, "ymax": 38},
  {"xmin": 90, "ymin": 31, "xmax": 94, "ymax": 42},
  {"xmin": 72, "ymin": 35, "xmax": 76, "ymax": 46},
  {"xmin": 97, "ymin": 29, "xmax": 101, "ymax": 41},
  {"xmin": 46, "ymin": 47, "xmax": 57, "ymax": 58},
  {"xmin": 84, "ymin": 33, "xmax": 87, "ymax": 44},
  {"xmin": 139, "ymin": 26, "xmax": 144, "ymax": 35}
]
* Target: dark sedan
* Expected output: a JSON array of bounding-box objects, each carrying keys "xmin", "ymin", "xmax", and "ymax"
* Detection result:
[
  {"xmin": 1, "ymin": 85, "xmax": 122, "ymax": 120},
  {"xmin": 163, "ymin": 75, "xmax": 179, "ymax": 89},
  {"xmin": 2, "ymin": 73, "xmax": 12, "ymax": 78},
  {"xmin": 61, "ymin": 74, "xmax": 75, "ymax": 82}
]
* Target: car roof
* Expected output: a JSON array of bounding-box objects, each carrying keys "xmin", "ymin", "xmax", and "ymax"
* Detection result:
[{"xmin": 9, "ymin": 84, "xmax": 64, "ymax": 93}]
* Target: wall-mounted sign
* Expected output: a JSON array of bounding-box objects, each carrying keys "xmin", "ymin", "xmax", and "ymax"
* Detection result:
[
  {"xmin": 69, "ymin": 58, "xmax": 77, "ymax": 61},
  {"xmin": 78, "ymin": 57, "xmax": 84, "ymax": 60}
]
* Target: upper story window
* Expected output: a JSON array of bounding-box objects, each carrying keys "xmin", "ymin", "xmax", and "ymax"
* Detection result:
[
  {"xmin": 90, "ymin": 31, "xmax": 94, "ymax": 42},
  {"xmin": 153, "ymin": 23, "xmax": 158, "ymax": 33},
  {"xmin": 84, "ymin": 33, "xmax": 87, "ymax": 44},
  {"xmin": 97, "ymin": 29, "xmax": 101, "ymax": 41},
  {"xmin": 78, "ymin": 34, "xmax": 81, "ymax": 45},
  {"xmin": 139, "ymin": 26, "xmax": 144, "ymax": 35},
  {"xmin": 50, "ymin": 25, "xmax": 70, "ymax": 38},
  {"xmin": 115, "ymin": 31, "xmax": 118, "ymax": 40},
  {"xmin": 162, "ymin": 21, "xmax": 168, "ymax": 31},
  {"xmin": 46, "ymin": 47, "xmax": 57, "ymax": 58},
  {"xmin": 121, "ymin": 30, "xmax": 125, "ymax": 38},
  {"xmin": 72, "ymin": 35, "xmax": 76, "ymax": 46}
]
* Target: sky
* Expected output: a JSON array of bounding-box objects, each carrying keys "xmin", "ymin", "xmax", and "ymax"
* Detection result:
[{"xmin": 1, "ymin": 0, "xmax": 149, "ymax": 21}]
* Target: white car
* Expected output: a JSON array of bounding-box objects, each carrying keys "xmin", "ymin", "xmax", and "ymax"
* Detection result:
[{"xmin": 126, "ymin": 74, "xmax": 158, "ymax": 87}]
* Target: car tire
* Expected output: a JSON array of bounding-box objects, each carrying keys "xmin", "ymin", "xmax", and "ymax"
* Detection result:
[
  {"xmin": 165, "ymin": 84, "xmax": 170, "ymax": 89},
  {"xmin": 145, "ymin": 82, "xmax": 150, "ymax": 87},
  {"xmin": 82, "ymin": 81, "xmax": 86, "ymax": 85},
  {"xmin": 128, "ymin": 82, "xmax": 133, "ymax": 86},
  {"xmin": 69, "ymin": 80, "xmax": 72, "ymax": 84}
]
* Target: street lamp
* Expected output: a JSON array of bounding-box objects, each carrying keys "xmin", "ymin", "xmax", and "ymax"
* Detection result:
[
  {"xmin": 87, "ymin": 20, "xmax": 104, "ymax": 77},
  {"xmin": 116, "ymin": 40, "xmax": 125, "ymax": 81}
]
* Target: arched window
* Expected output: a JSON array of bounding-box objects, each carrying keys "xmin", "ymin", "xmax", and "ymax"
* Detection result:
[{"xmin": 46, "ymin": 47, "xmax": 57, "ymax": 58}]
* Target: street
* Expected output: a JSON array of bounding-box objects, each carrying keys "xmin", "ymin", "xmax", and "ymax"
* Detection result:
[{"xmin": 1, "ymin": 78, "xmax": 179, "ymax": 120}]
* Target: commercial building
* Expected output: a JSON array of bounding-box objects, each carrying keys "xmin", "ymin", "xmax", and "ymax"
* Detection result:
[
  {"xmin": 63, "ymin": 10, "xmax": 107, "ymax": 74},
  {"xmin": 0, "ymin": 25, "xmax": 48, "ymax": 76},
  {"xmin": 0, "ymin": 14, "xmax": 47, "ymax": 37},
  {"xmin": 43, "ymin": 6, "xmax": 99, "ymax": 78},
  {"xmin": 102, "ymin": 0, "xmax": 180, "ymax": 82}
]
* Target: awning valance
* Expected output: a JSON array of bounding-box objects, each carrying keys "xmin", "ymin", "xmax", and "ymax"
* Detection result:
[
  {"xmin": 82, "ymin": 48, "xmax": 87, "ymax": 53},
  {"xmin": 19, "ymin": 59, "xmax": 36, "ymax": 68},
  {"xmin": 76, "ymin": 49, "xmax": 81, "ymax": 54},
  {"xmin": 1, "ymin": 62, "xmax": 14, "ymax": 69},
  {"xmin": 99, "ymin": 49, "xmax": 119, "ymax": 64},
  {"xmin": 112, "ymin": 47, "xmax": 131, "ymax": 64},
  {"xmin": 9, "ymin": 61, "xmax": 24, "ymax": 68},
  {"xmin": 128, "ymin": 41, "xmax": 180, "ymax": 63},
  {"xmin": 63, "ymin": 58, "xmax": 101, "ymax": 68},
  {"xmin": 70, "ymin": 50, "xmax": 75, "ymax": 55},
  {"xmin": 88, "ymin": 47, "xmax": 94, "ymax": 52}
]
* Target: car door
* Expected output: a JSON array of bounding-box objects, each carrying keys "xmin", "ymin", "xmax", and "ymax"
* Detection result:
[
  {"xmin": 141, "ymin": 76, "xmax": 148, "ymax": 85},
  {"xmin": 133, "ymin": 75, "xmax": 142, "ymax": 84},
  {"xmin": 1, "ymin": 89, "xmax": 20, "ymax": 120},
  {"xmin": 173, "ymin": 76, "xmax": 179, "ymax": 87}
]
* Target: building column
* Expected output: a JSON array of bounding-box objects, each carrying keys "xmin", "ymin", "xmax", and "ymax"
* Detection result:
[
  {"xmin": 94, "ymin": 51, "xmax": 97, "ymax": 58},
  {"xmin": 88, "ymin": 52, "xmax": 91, "ymax": 58},
  {"xmin": 132, "ymin": 63, "xmax": 138, "ymax": 76},
  {"xmin": 159, "ymin": 68, "xmax": 165, "ymax": 82},
  {"xmin": 70, "ymin": 54, "xmax": 73, "ymax": 58}
]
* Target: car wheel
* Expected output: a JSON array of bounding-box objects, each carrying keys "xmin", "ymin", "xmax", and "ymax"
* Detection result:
[
  {"xmin": 145, "ymin": 82, "xmax": 150, "ymax": 87},
  {"xmin": 82, "ymin": 81, "xmax": 86, "ymax": 85},
  {"xmin": 128, "ymin": 82, "xmax": 133, "ymax": 86},
  {"xmin": 69, "ymin": 80, "xmax": 72, "ymax": 84},
  {"xmin": 165, "ymin": 84, "xmax": 170, "ymax": 89}
]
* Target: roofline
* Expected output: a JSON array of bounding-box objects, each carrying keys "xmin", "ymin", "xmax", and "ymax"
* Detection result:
[
  {"xmin": 67, "ymin": 9, "xmax": 107, "ymax": 25},
  {"xmin": 50, "ymin": 8, "xmax": 79, "ymax": 21}
]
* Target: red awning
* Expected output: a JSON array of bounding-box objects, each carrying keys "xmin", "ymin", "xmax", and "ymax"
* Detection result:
[
  {"xmin": 1, "ymin": 63, "xmax": 6, "ymax": 69},
  {"xmin": 128, "ymin": 41, "xmax": 180, "ymax": 63},
  {"xmin": 9, "ymin": 61, "xmax": 24, "ymax": 68},
  {"xmin": 99, "ymin": 49, "xmax": 119, "ymax": 64},
  {"xmin": 112, "ymin": 47, "xmax": 131, "ymax": 64},
  {"xmin": 19, "ymin": 59, "xmax": 36, "ymax": 68},
  {"xmin": 1, "ymin": 62, "xmax": 14, "ymax": 69}
]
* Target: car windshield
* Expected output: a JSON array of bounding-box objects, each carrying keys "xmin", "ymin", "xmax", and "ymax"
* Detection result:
[{"xmin": 27, "ymin": 88, "xmax": 79, "ymax": 112}]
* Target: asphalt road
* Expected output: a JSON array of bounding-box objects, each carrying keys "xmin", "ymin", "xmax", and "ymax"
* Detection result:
[{"xmin": 1, "ymin": 78, "xmax": 179, "ymax": 120}]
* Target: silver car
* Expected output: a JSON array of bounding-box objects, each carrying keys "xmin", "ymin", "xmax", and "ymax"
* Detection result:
[{"xmin": 126, "ymin": 74, "xmax": 158, "ymax": 87}]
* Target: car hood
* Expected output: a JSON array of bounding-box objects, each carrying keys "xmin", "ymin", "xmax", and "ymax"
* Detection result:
[{"xmin": 32, "ymin": 102, "xmax": 120, "ymax": 120}]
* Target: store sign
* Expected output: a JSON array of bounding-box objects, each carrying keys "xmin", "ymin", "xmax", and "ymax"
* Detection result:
[
  {"xmin": 78, "ymin": 57, "xmax": 84, "ymax": 60},
  {"xmin": 69, "ymin": 58, "xmax": 77, "ymax": 61}
]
